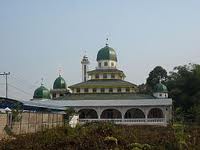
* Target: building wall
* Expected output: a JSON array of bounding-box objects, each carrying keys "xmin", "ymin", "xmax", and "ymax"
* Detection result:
[
  {"xmin": 72, "ymin": 87, "xmax": 134, "ymax": 94},
  {"xmin": 97, "ymin": 60, "xmax": 117, "ymax": 69}
]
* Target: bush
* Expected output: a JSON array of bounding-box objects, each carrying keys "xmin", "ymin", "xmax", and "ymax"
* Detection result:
[{"xmin": 0, "ymin": 122, "xmax": 200, "ymax": 150}]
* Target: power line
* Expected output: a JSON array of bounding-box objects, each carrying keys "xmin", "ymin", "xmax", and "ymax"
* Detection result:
[
  {"xmin": 8, "ymin": 83, "xmax": 32, "ymax": 96},
  {"xmin": 10, "ymin": 74, "xmax": 38, "ymax": 89}
]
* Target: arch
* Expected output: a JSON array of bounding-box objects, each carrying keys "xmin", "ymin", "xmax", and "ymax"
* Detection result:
[
  {"xmin": 101, "ymin": 109, "xmax": 122, "ymax": 119},
  {"xmin": 125, "ymin": 108, "xmax": 145, "ymax": 118},
  {"xmin": 78, "ymin": 109, "xmax": 98, "ymax": 119},
  {"xmin": 148, "ymin": 108, "xmax": 164, "ymax": 118}
]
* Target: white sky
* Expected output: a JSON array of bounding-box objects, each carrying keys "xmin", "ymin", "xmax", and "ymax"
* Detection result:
[{"xmin": 0, "ymin": 0, "xmax": 200, "ymax": 100}]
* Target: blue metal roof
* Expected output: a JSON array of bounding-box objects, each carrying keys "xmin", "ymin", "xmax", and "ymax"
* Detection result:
[{"xmin": 19, "ymin": 98, "xmax": 172, "ymax": 111}]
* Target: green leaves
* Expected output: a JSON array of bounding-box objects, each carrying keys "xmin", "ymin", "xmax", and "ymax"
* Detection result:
[
  {"xmin": 146, "ymin": 66, "xmax": 168, "ymax": 92},
  {"xmin": 167, "ymin": 64, "xmax": 200, "ymax": 123}
]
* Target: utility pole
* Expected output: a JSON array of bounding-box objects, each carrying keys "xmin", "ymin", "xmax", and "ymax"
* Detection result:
[{"xmin": 0, "ymin": 72, "xmax": 10, "ymax": 98}]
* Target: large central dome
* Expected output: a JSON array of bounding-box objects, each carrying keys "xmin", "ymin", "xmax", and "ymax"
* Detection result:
[{"xmin": 96, "ymin": 45, "xmax": 117, "ymax": 62}]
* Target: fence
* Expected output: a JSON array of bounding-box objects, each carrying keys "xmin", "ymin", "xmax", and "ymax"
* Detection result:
[{"xmin": 0, "ymin": 111, "xmax": 64, "ymax": 139}]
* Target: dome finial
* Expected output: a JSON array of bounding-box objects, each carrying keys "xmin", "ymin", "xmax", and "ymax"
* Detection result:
[
  {"xmin": 59, "ymin": 69, "xmax": 61, "ymax": 77},
  {"xmin": 41, "ymin": 78, "xmax": 44, "ymax": 86},
  {"xmin": 58, "ymin": 66, "xmax": 63, "ymax": 77},
  {"xmin": 106, "ymin": 38, "xmax": 109, "ymax": 46},
  {"xmin": 159, "ymin": 77, "xmax": 162, "ymax": 83}
]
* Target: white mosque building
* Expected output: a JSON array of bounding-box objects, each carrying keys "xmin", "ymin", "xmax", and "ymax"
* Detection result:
[{"xmin": 25, "ymin": 43, "xmax": 172, "ymax": 126}]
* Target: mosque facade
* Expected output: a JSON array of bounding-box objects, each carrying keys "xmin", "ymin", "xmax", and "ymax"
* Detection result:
[{"xmin": 31, "ymin": 43, "xmax": 172, "ymax": 126}]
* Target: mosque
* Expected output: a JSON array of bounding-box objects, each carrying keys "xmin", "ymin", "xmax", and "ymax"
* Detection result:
[{"xmin": 28, "ymin": 42, "xmax": 172, "ymax": 125}]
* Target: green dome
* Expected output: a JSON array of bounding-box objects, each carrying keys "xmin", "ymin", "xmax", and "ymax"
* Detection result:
[
  {"xmin": 53, "ymin": 75, "xmax": 66, "ymax": 89},
  {"xmin": 154, "ymin": 83, "xmax": 168, "ymax": 93},
  {"xmin": 97, "ymin": 45, "xmax": 117, "ymax": 61},
  {"xmin": 33, "ymin": 85, "xmax": 50, "ymax": 99}
]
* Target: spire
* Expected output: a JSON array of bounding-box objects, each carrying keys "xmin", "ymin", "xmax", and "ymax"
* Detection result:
[
  {"xmin": 106, "ymin": 38, "xmax": 109, "ymax": 46},
  {"xmin": 58, "ymin": 66, "xmax": 63, "ymax": 77},
  {"xmin": 58, "ymin": 68, "xmax": 61, "ymax": 77},
  {"xmin": 41, "ymin": 78, "xmax": 44, "ymax": 86}
]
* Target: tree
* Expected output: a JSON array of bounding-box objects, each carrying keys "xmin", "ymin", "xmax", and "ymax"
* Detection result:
[
  {"xmin": 146, "ymin": 66, "xmax": 168, "ymax": 91},
  {"xmin": 167, "ymin": 64, "xmax": 200, "ymax": 123}
]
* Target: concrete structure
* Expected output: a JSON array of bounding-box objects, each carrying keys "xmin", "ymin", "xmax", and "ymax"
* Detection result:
[{"xmin": 30, "ymin": 42, "xmax": 173, "ymax": 126}]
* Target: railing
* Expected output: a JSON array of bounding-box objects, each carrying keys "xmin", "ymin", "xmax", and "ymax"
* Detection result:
[{"xmin": 79, "ymin": 118, "xmax": 166, "ymax": 125}]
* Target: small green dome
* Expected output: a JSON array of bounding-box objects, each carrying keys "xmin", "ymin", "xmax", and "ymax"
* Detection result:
[
  {"xmin": 97, "ymin": 45, "xmax": 117, "ymax": 61},
  {"xmin": 33, "ymin": 85, "xmax": 50, "ymax": 99},
  {"xmin": 53, "ymin": 75, "xmax": 66, "ymax": 89},
  {"xmin": 154, "ymin": 83, "xmax": 168, "ymax": 93}
]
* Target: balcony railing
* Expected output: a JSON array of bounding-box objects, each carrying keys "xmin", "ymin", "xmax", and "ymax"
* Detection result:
[{"xmin": 79, "ymin": 118, "xmax": 166, "ymax": 125}]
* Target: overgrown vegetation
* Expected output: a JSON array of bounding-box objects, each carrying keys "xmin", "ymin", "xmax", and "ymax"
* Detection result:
[{"xmin": 0, "ymin": 122, "xmax": 200, "ymax": 150}]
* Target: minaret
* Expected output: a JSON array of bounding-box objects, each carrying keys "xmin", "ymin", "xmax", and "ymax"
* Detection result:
[{"xmin": 81, "ymin": 55, "xmax": 90, "ymax": 82}]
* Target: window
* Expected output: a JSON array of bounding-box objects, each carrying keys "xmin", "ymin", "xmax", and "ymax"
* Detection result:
[
  {"xmin": 117, "ymin": 88, "xmax": 121, "ymax": 92},
  {"xmin": 95, "ymin": 74, "xmax": 99, "ymax": 79},
  {"xmin": 126, "ymin": 88, "xmax": 130, "ymax": 92},
  {"xmin": 103, "ymin": 74, "xmax": 107, "ymax": 79},
  {"xmin": 109, "ymin": 88, "xmax": 113, "ymax": 93},
  {"xmin": 111, "ymin": 74, "xmax": 115, "ymax": 79},
  {"xmin": 77, "ymin": 88, "xmax": 80, "ymax": 93},
  {"xmin": 60, "ymin": 94, "xmax": 63, "ymax": 97},
  {"xmin": 104, "ymin": 62, "xmax": 108, "ymax": 66},
  {"xmin": 111, "ymin": 62, "xmax": 114, "ymax": 66},
  {"xmin": 98, "ymin": 63, "xmax": 101, "ymax": 67},
  {"xmin": 101, "ymin": 88, "xmax": 105, "ymax": 93},
  {"xmin": 53, "ymin": 93, "xmax": 56, "ymax": 98},
  {"xmin": 84, "ymin": 88, "xmax": 88, "ymax": 93},
  {"xmin": 93, "ymin": 88, "xmax": 97, "ymax": 93}
]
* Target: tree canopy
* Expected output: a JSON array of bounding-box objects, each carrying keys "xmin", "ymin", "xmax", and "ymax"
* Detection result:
[
  {"xmin": 166, "ymin": 64, "xmax": 200, "ymax": 122},
  {"xmin": 146, "ymin": 66, "xmax": 168, "ymax": 92}
]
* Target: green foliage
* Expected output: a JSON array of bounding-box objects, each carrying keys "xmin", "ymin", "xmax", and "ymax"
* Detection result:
[
  {"xmin": 4, "ymin": 125, "xmax": 13, "ymax": 136},
  {"xmin": 173, "ymin": 124, "xmax": 189, "ymax": 150},
  {"xmin": 11, "ymin": 102, "xmax": 23, "ymax": 122},
  {"xmin": 167, "ymin": 64, "xmax": 200, "ymax": 123},
  {"xmin": 1, "ymin": 123, "xmax": 194, "ymax": 150},
  {"xmin": 146, "ymin": 66, "xmax": 168, "ymax": 92}
]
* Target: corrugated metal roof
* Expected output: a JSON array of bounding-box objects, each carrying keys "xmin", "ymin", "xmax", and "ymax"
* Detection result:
[
  {"xmin": 56, "ymin": 93, "xmax": 154, "ymax": 100},
  {"xmin": 69, "ymin": 79, "xmax": 137, "ymax": 88},
  {"xmin": 20, "ymin": 99, "xmax": 172, "ymax": 110}
]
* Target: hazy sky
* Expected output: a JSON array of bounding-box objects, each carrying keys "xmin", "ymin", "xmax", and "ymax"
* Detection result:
[{"xmin": 0, "ymin": 0, "xmax": 200, "ymax": 100}]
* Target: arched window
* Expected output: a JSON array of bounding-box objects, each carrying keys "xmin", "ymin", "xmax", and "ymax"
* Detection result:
[
  {"xmin": 101, "ymin": 88, "xmax": 105, "ymax": 93},
  {"xmin": 104, "ymin": 62, "xmax": 108, "ymax": 66},
  {"xmin": 78, "ymin": 109, "xmax": 98, "ymax": 119},
  {"xmin": 103, "ymin": 74, "xmax": 107, "ymax": 79},
  {"xmin": 126, "ymin": 88, "xmax": 130, "ymax": 92},
  {"xmin": 84, "ymin": 88, "xmax": 88, "ymax": 93},
  {"xmin": 77, "ymin": 88, "xmax": 80, "ymax": 93},
  {"xmin": 95, "ymin": 74, "xmax": 99, "ymax": 79},
  {"xmin": 101, "ymin": 109, "xmax": 122, "ymax": 119},
  {"xmin": 148, "ymin": 108, "xmax": 164, "ymax": 118},
  {"xmin": 125, "ymin": 108, "xmax": 145, "ymax": 118},
  {"xmin": 111, "ymin": 74, "xmax": 115, "ymax": 79},
  {"xmin": 93, "ymin": 88, "xmax": 97, "ymax": 93},
  {"xmin": 117, "ymin": 88, "xmax": 121, "ymax": 92}
]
